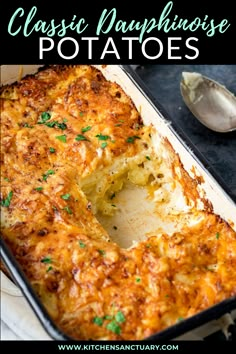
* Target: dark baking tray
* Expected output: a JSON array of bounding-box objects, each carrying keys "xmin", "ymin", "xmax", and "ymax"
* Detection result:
[{"xmin": 1, "ymin": 65, "xmax": 236, "ymax": 341}]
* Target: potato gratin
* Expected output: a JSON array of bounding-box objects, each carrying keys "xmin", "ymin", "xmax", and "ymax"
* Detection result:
[{"xmin": 1, "ymin": 65, "xmax": 236, "ymax": 340}]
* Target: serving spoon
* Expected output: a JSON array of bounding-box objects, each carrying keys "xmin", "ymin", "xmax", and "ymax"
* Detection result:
[{"xmin": 180, "ymin": 72, "xmax": 236, "ymax": 132}]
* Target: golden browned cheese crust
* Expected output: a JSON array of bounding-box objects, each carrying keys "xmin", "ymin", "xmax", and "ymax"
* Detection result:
[{"xmin": 1, "ymin": 65, "xmax": 236, "ymax": 340}]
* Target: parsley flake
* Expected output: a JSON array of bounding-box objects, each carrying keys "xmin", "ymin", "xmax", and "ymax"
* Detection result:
[
  {"xmin": 38, "ymin": 112, "xmax": 67, "ymax": 131},
  {"xmin": 56, "ymin": 122, "xmax": 67, "ymax": 130},
  {"xmin": 96, "ymin": 134, "xmax": 110, "ymax": 141},
  {"xmin": 101, "ymin": 142, "xmax": 108, "ymax": 149},
  {"xmin": 1, "ymin": 191, "xmax": 13, "ymax": 207},
  {"xmin": 56, "ymin": 134, "xmax": 67, "ymax": 143},
  {"xmin": 43, "ymin": 121, "xmax": 57, "ymax": 128},
  {"xmin": 216, "ymin": 232, "xmax": 220, "ymax": 239},
  {"xmin": 63, "ymin": 206, "xmax": 72, "ymax": 214},
  {"xmin": 93, "ymin": 317, "xmax": 103, "ymax": 326},
  {"xmin": 106, "ymin": 321, "xmax": 121, "ymax": 335},
  {"xmin": 126, "ymin": 136, "xmax": 141, "ymax": 143},
  {"xmin": 23, "ymin": 123, "xmax": 33, "ymax": 128},
  {"xmin": 43, "ymin": 121, "xmax": 67, "ymax": 130},
  {"xmin": 35, "ymin": 187, "xmax": 43, "ymax": 192},
  {"xmin": 81, "ymin": 126, "xmax": 92, "ymax": 133},
  {"xmin": 38, "ymin": 112, "xmax": 51, "ymax": 123},
  {"xmin": 79, "ymin": 241, "xmax": 86, "ymax": 248},
  {"xmin": 49, "ymin": 147, "xmax": 56, "ymax": 153},
  {"xmin": 115, "ymin": 311, "xmax": 126, "ymax": 323},
  {"xmin": 98, "ymin": 249, "xmax": 106, "ymax": 256},
  {"xmin": 41, "ymin": 257, "xmax": 52, "ymax": 264},
  {"xmin": 42, "ymin": 169, "xmax": 55, "ymax": 181},
  {"xmin": 61, "ymin": 193, "xmax": 71, "ymax": 200},
  {"xmin": 75, "ymin": 134, "xmax": 90, "ymax": 142}
]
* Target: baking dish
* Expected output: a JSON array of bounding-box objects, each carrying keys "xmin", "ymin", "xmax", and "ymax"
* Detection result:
[{"xmin": 1, "ymin": 64, "xmax": 236, "ymax": 341}]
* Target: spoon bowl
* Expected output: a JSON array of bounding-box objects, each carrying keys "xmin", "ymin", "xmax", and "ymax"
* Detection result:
[{"xmin": 180, "ymin": 72, "xmax": 236, "ymax": 133}]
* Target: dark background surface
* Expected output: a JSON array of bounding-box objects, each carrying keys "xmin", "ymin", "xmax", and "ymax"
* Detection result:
[{"xmin": 133, "ymin": 65, "xmax": 236, "ymax": 201}]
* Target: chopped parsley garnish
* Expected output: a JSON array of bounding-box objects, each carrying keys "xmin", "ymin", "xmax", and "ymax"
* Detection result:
[
  {"xmin": 44, "ymin": 120, "xmax": 57, "ymax": 128},
  {"xmin": 63, "ymin": 206, "xmax": 72, "ymax": 214},
  {"xmin": 60, "ymin": 193, "xmax": 71, "ymax": 200},
  {"xmin": 35, "ymin": 187, "xmax": 43, "ymax": 191},
  {"xmin": 113, "ymin": 226, "xmax": 118, "ymax": 230},
  {"xmin": 56, "ymin": 122, "xmax": 67, "ymax": 130},
  {"xmin": 81, "ymin": 126, "xmax": 92, "ymax": 133},
  {"xmin": 135, "ymin": 277, "xmax": 141, "ymax": 283},
  {"xmin": 96, "ymin": 133, "xmax": 110, "ymax": 141},
  {"xmin": 38, "ymin": 112, "xmax": 51, "ymax": 123},
  {"xmin": 41, "ymin": 257, "xmax": 52, "ymax": 264},
  {"xmin": 106, "ymin": 321, "xmax": 121, "ymax": 335},
  {"xmin": 49, "ymin": 147, "xmax": 56, "ymax": 153},
  {"xmin": 93, "ymin": 317, "xmax": 103, "ymax": 326},
  {"xmin": 43, "ymin": 121, "xmax": 67, "ymax": 130},
  {"xmin": 101, "ymin": 142, "xmax": 108, "ymax": 149},
  {"xmin": 79, "ymin": 111, "xmax": 84, "ymax": 117},
  {"xmin": 46, "ymin": 266, "xmax": 53, "ymax": 272},
  {"xmin": 93, "ymin": 310, "xmax": 125, "ymax": 335},
  {"xmin": 56, "ymin": 134, "xmax": 67, "ymax": 143},
  {"xmin": 1, "ymin": 191, "xmax": 13, "ymax": 207},
  {"xmin": 23, "ymin": 123, "xmax": 33, "ymax": 128},
  {"xmin": 216, "ymin": 232, "xmax": 220, "ymax": 239},
  {"xmin": 145, "ymin": 156, "xmax": 151, "ymax": 160},
  {"xmin": 178, "ymin": 317, "xmax": 184, "ymax": 322},
  {"xmin": 42, "ymin": 169, "xmax": 55, "ymax": 181},
  {"xmin": 43, "ymin": 121, "xmax": 57, "ymax": 128},
  {"xmin": 126, "ymin": 136, "xmax": 141, "ymax": 143},
  {"xmin": 110, "ymin": 193, "xmax": 116, "ymax": 200},
  {"xmin": 115, "ymin": 123, "xmax": 122, "ymax": 127},
  {"xmin": 38, "ymin": 112, "xmax": 67, "ymax": 130},
  {"xmin": 115, "ymin": 311, "xmax": 126, "ymax": 323},
  {"xmin": 98, "ymin": 249, "xmax": 106, "ymax": 256},
  {"xmin": 79, "ymin": 241, "xmax": 86, "ymax": 248},
  {"xmin": 3, "ymin": 177, "xmax": 10, "ymax": 182},
  {"xmin": 75, "ymin": 134, "xmax": 90, "ymax": 142}
]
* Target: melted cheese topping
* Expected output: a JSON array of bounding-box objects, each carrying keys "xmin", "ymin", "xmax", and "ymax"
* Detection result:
[{"xmin": 1, "ymin": 65, "xmax": 236, "ymax": 340}]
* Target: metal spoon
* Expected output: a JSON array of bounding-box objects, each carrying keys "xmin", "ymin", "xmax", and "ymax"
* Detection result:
[{"xmin": 180, "ymin": 72, "xmax": 236, "ymax": 133}]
